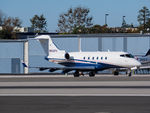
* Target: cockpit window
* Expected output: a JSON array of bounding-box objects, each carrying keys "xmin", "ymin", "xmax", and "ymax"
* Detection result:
[
  {"xmin": 126, "ymin": 54, "xmax": 134, "ymax": 58},
  {"xmin": 120, "ymin": 54, "xmax": 134, "ymax": 58}
]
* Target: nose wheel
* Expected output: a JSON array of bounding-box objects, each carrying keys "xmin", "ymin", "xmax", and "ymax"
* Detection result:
[
  {"xmin": 128, "ymin": 69, "xmax": 132, "ymax": 77},
  {"xmin": 128, "ymin": 72, "xmax": 132, "ymax": 77}
]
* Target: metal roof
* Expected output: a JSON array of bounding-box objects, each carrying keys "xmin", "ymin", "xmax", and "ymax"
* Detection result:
[
  {"xmin": 50, "ymin": 33, "xmax": 150, "ymax": 38},
  {"xmin": 0, "ymin": 33, "xmax": 150, "ymax": 41},
  {"xmin": 0, "ymin": 39, "xmax": 28, "ymax": 42}
]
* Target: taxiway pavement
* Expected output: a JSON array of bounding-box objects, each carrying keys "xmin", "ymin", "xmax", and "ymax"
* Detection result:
[
  {"xmin": 0, "ymin": 74, "xmax": 150, "ymax": 96},
  {"xmin": 0, "ymin": 74, "xmax": 150, "ymax": 113}
]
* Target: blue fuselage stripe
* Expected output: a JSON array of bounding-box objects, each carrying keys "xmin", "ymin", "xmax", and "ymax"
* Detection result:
[{"xmin": 47, "ymin": 58, "xmax": 122, "ymax": 70}]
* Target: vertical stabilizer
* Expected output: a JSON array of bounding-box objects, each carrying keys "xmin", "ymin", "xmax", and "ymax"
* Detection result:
[
  {"xmin": 145, "ymin": 49, "xmax": 150, "ymax": 56},
  {"xmin": 35, "ymin": 35, "xmax": 64, "ymax": 56}
]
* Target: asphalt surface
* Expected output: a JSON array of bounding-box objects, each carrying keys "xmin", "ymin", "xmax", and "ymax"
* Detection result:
[
  {"xmin": 0, "ymin": 74, "xmax": 150, "ymax": 113},
  {"xmin": 0, "ymin": 96, "xmax": 150, "ymax": 113},
  {"xmin": 1, "ymin": 74, "xmax": 150, "ymax": 82}
]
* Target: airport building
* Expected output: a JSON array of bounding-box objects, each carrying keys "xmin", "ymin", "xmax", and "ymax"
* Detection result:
[{"xmin": 0, "ymin": 33, "xmax": 150, "ymax": 74}]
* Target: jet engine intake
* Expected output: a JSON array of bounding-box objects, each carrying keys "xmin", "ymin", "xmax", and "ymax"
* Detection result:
[{"xmin": 65, "ymin": 53, "xmax": 70, "ymax": 59}]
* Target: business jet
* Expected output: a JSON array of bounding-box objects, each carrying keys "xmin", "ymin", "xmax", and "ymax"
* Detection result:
[
  {"xmin": 135, "ymin": 49, "xmax": 150, "ymax": 64},
  {"xmin": 133, "ymin": 49, "xmax": 150, "ymax": 71},
  {"xmin": 36, "ymin": 35, "xmax": 142, "ymax": 76},
  {"xmin": 23, "ymin": 35, "xmax": 141, "ymax": 77}
]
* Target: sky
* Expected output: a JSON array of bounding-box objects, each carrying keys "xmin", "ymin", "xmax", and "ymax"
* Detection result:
[{"xmin": 0, "ymin": 0, "xmax": 150, "ymax": 32}]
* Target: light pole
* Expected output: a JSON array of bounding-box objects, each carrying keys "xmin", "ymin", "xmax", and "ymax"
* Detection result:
[
  {"xmin": 122, "ymin": 16, "xmax": 126, "ymax": 27},
  {"xmin": 105, "ymin": 14, "xmax": 109, "ymax": 26},
  {"xmin": 123, "ymin": 16, "xmax": 126, "ymax": 19}
]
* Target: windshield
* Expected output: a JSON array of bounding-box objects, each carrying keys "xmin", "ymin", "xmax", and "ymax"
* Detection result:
[{"xmin": 120, "ymin": 54, "xmax": 134, "ymax": 58}]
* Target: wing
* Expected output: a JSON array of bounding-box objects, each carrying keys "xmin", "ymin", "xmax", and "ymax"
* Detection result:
[
  {"xmin": 35, "ymin": 66, "xmax": 96, "ymax": 73},
  {"xmin": 21, "ymin": 60, "xmax": 96, "ymax": 73},
  {"xmin": 138, "ymin": 66, "xmax": 150, "ymax": 70}
]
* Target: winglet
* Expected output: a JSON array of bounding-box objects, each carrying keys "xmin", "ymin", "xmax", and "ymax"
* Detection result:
[
  {"xmin": 21, "ymin": 60, "xmax": 28, "ymax": 67},
  {"xmin": 145, "ymin": 49, "xmax": 150, "ymax": 56}
]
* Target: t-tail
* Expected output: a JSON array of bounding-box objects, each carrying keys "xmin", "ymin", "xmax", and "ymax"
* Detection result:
[{"xmin": 35, "ymin": 35, "xmax": 66, "ymax": 59}]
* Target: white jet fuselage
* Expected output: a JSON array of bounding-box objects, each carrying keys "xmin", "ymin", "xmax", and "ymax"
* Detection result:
[
  {"xmin": 35, "ymin": 35, "xmax": 141, "ymax": 76},
  {"xmin": 48, "ymin": 51, "xmax": 141, "ymax": 70}
]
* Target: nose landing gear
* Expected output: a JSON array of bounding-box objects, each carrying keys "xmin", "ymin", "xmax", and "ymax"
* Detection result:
[{"xmin": 127, "ymin": 69, "xmax": 132, "ymax": 77}]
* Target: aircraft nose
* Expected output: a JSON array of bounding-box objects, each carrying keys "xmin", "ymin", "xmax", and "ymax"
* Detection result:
[{"xmin": 135, "ymin": 61, "xmax": 141, "ymax": 67}]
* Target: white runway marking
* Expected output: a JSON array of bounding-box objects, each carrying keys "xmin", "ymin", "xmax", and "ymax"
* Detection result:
[{"xmin": 0, "ymin": 94, "xmax": 150, "ymax": 96}]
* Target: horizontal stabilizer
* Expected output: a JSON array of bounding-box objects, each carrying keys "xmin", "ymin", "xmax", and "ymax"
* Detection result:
[{"xmin": 21, "ymin": 60, "xmax": 28, "ymax": 67}]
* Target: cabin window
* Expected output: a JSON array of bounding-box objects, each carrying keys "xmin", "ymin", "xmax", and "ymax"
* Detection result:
[
  {"xmin": 83, "ymin": 57, "xmax": 85, "ymax": 60},
  {"xmin": 97, "ymin": 57, "xmax": 99, "ymax": 60},
  {"xmin": 92, "ymin": 57, "xmax": 94, "ymax": 60},
  {"xmin": 88, "ymin": 57, "xmax": 90, "ymax": 60},
  {"xmin": 101, "ymin": 57, "xmax": 103, "ymax": 60},
  {"xmin": 120, "ymin": 55, "xmax": 125, "ymax": 57},
  {"xmin": 105, "ymin": 57, "xmax": 107, "ymax": 60}
]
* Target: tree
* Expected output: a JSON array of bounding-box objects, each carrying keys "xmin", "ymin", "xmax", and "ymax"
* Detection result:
[
  {"xmin": 30, "ymin": 14, "xmax": 47, "ymax": 33},
  {"xmin": 0, "ymin": 10, "xmax": 22, "ymax": 39},
  {"xmin": 0, "ymin": 10, "xmax": 6, "ymax": 26},
  {"xmin": 146, "ymin": 18, "xmax": 150, "ymax": 32},
  {"xmin": 89, "ymin": 25, "xmax": 102, "ymax": 33},
  {"xmin": 0, "ymin": 16, "xmax": 22, "ymax": 39},
  {"xmin": 57, "ymin": 7, "xmax": 93, "ymax": 33},
  {"xmin": 72, "ymin": 26, "xmax": 89, "ymax": 34},
  {"xmin": 137, "ymin": 6, "xmax": 150, "ymax": 30}
]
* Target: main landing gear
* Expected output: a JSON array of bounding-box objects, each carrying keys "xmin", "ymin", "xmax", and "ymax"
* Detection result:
[
  {"xmin": 113, "ymin": 71, "xmax": 119, "ymax": 76},
  {"xmin": 89, "ymin": 71, "xmax": 95, "ymax": 77},
  {"xmin": 73, "ymin": 71, "xmax": 95, "ymax": 77},
  {"xmin": 73, "ymin": 71, "xmax": 80, "ymax": 77}
]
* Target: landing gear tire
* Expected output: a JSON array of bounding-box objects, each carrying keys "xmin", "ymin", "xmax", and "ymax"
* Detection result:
[
  {"xmin": 74, "ymin": 71, "xmax": 80, "ymax": 77},
  {"xmin": 128, "ymin": 72, "xmax": 132, "ymax": 77},
  {"xmin": 114, "ymin": 71, "xmax": 119, "ymax": 76},
  {"xmin": 89, "ymin": 71, "xmax": 95, "ymax": 77}
]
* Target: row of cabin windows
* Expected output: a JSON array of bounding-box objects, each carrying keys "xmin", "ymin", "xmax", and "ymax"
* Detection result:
[{"xmin": 83, "ymin": 56, "xmax": 107, "ymax": 60}]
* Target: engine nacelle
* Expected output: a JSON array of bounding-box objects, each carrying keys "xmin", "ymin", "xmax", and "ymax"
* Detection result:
[{"xmin": 64, "ymin": 53, "xmax": 70, "ymax": 59}]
